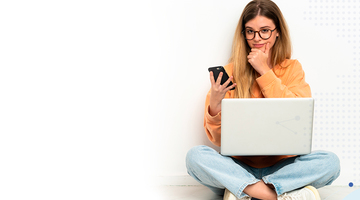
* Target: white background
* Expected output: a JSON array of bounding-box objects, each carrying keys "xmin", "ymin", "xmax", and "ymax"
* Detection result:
[{"xmin": 0, "ymin": 0, "xmax": 358, "ymax": 199}]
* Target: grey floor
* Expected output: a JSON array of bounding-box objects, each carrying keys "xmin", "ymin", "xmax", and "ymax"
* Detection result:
[{"xmin": 155, "ymin": 185, "xmax": 359, "ymax": 200}]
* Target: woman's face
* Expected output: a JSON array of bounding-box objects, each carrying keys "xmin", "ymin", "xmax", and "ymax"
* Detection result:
[{"xmin": 244, "ymin": 15, "xmax": 279, "ymax": 53}]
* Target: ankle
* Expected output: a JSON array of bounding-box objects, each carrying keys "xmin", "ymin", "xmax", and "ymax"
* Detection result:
[{"xmin": 243, "ymin": 181, "xmax": 277, "ymax": 200}]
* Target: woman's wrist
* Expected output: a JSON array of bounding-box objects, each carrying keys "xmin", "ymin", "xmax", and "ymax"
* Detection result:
[
  {"xmin": 209, "ymin": 103, "xmax": 221, "ymax": 116},
  {"xmin": 257, "ymin": 65, "xmax": 271, "ymax": 76}
]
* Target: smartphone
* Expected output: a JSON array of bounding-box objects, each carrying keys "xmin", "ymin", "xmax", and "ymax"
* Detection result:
[{"xmin": 208, "ymin": 66, "xmax": 235, "ymax": 90}]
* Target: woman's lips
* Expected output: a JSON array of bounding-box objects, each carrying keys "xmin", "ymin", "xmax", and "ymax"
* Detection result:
[{"xmin": 253, "ymin": 44, "xmax": 265, "ymax": 48}]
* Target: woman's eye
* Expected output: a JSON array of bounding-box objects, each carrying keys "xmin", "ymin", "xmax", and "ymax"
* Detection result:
[
  {"xmin": 261, "ymin": 29, "xmax": 270, "ymax": 33},
  {"xmin": 246, "ymin": 30, "xmax": 254, "ymax": 34}
]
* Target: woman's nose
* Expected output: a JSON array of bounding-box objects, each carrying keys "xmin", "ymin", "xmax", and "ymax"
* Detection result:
[{"xmin": 253, "ymin": 32, "xmax": 261, "ymax": 41}]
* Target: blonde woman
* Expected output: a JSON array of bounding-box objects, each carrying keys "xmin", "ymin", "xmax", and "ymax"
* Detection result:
[{"xmin": 186, "ymin": 0, "xmax": 340, "ymax": 200}]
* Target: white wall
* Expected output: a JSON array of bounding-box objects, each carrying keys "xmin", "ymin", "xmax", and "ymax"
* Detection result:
[{"xmin": 0, "ymin": 0, "xmax": 359, "ymax": 199}]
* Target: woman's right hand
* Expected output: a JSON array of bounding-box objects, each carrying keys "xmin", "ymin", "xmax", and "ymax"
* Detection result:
[{"xmin": 209, "ymin": 71, "xmax": 236, "ymax": 116}]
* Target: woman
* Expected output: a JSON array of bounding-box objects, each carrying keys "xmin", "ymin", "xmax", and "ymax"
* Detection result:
[{"xmin": 186, "ymin": 0, "xmax": 340, "ymax": 200}]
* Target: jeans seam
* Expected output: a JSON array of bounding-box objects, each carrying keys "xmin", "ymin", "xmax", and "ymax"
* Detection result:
[{"xmin": 236, "ymin": 179, "xmax": 260, "ymax": 198}]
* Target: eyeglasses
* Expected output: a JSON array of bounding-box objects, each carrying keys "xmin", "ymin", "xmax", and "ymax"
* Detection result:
[{"xmin": 242, "ymin": 28, "xmax": 277, "ymax": 40}]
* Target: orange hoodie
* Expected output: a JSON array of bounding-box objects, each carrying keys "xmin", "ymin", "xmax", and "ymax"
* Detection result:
[{"xmin": 204, "ymin": 59, "xmax": 311, "ymax": 168}]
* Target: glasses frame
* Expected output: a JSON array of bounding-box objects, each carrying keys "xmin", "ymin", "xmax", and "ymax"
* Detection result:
[{"xmin": 242, "ymin": 27, "xmax": 277, "ymax": 40}]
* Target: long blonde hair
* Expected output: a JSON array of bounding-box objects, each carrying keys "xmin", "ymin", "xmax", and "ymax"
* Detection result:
[{"xmin": 229, "ymin": 0, "xmax": 292, "ymax": 98}]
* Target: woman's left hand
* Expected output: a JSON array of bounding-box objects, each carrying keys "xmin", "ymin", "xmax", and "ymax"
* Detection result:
[{"xmin": 247, "ymin": 42, "xmax": 271, "ymax": 75}]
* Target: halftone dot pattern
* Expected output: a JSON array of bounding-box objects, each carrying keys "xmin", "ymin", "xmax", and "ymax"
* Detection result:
[{"xmin": 304, "ymin": 0, "xmax": 360, "ymax": 186}]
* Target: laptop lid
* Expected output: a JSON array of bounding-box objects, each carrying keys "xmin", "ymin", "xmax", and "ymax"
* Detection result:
[{"xmin": 220, "ymin": 98, "xmax": 314, "ymax": 156}]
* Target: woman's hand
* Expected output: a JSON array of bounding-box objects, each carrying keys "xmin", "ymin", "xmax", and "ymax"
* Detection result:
[
  {"xmin": 247, "ymin": 42, "xmax": 271, "ymax": 75},
  {"xmin": 209, "ymin": 71, "xmax": 236, "ymax": 116}
]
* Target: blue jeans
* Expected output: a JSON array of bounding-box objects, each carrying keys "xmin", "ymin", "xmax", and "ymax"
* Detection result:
[{"xmin": 186, "ymin": 145, "xmax": 340, "ymax": 199}]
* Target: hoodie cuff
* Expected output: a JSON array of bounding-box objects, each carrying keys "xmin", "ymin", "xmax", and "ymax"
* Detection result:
[
  {"xmin": 205, "ymin": 105, "xmax": 221, "ymax": 125},
  {"xmin": 256, "ymin": 70, "xmax": 277, "ymax": 90}
]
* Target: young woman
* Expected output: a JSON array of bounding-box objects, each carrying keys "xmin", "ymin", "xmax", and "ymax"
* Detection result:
[{"xmin": 186, "ymin": 0, "xmax": 340, "ymax": 200}]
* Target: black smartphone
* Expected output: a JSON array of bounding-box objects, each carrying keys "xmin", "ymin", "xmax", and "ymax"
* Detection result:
[{"xmin": 208, "ymin": 66, "xmax": 235, "ymax": 90}]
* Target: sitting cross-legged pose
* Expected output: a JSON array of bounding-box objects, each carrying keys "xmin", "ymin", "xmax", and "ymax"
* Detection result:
[{"xmin": 186, "ymin": 0, "xmax": 340, "ymax": 200}]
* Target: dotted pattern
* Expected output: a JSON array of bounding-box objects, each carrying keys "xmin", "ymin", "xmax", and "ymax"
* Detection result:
[{"xmin": 304, "ymin": 0, "xmax": 360, "ymax": 186}]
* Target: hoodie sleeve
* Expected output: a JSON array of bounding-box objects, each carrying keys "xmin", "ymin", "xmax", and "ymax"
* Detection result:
[
  {"xmin": 256, "ymin": 60, "xmax": 311, "ymax": 98},
  {"xmin": 203, "ymin": 91, "xmax": 222, "ymax": 146}
]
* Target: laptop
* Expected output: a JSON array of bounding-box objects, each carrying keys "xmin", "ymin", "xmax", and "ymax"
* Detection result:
[{"xmin": 220, "ymin": 98, "xmax": 314, "ymax": 156}]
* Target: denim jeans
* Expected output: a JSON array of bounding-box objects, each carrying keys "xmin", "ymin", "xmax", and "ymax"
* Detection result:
[{"xmin": 186, "ymin": 145, "xmax": 340, "ymax": 199}]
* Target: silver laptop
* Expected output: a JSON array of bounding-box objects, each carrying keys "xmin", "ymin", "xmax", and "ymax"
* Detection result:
[{"xmin": 221, "ymin": 98, "xmax": 314, "ymax": 156}]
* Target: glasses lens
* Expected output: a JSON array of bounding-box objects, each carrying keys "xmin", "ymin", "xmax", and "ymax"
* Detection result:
[
  {"xmin": 245, "ymin": 29, "xmax": 254, "ymax": 40},
  {"xmin": 259, "ymin": 29, "xmax": 271, "ymax": 39}
]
